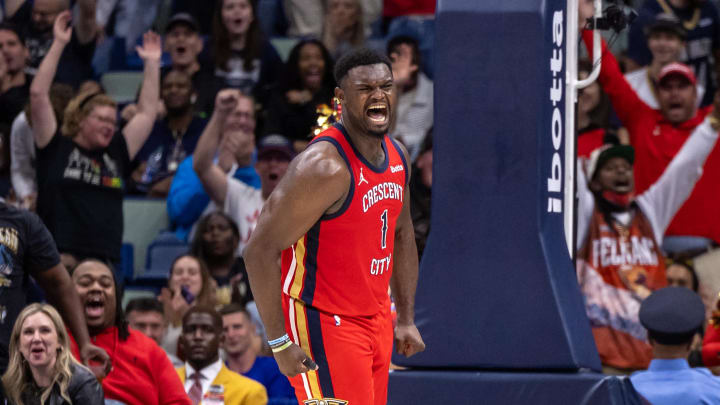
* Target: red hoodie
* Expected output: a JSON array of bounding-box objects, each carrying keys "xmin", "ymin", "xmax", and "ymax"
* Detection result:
[{"xmin": 70, "ymin": 327, "xmax": 190, "ymax": 405}]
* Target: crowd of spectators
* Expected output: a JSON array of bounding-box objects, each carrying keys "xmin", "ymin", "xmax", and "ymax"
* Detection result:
[
  {"xmin": 575, "ymin": 0, "xmax": 720, "ymax": 398},
  {"xmin": 9, "ymin": 0, "xmax": 720, "ymax": 403},
  {"xmin": 0, "ymin": 0, "xmax": 435, "ymax": 403}
]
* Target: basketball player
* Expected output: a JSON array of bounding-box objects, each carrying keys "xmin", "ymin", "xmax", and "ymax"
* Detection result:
[{"xmin": 244, "ymin": 48, "xmax": 425, "ymax": 405}]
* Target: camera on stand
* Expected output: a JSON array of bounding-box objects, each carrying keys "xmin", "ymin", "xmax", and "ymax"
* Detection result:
[{"xmin": 586, "ymin": 0, "xmax": 638, "ymax": 32}]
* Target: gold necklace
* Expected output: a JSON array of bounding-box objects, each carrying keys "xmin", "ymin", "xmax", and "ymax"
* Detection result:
[{"xmin": 657, "ymin": 0, "xmax": 701, "ymax": 31}]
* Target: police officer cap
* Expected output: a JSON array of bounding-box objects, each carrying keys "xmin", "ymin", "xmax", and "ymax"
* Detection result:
[{"xmin": 639, "ymin": 287, "xmax": 705, "ymax": 345}]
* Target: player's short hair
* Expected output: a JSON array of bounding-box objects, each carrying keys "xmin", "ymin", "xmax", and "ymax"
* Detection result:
[
  {"xmin": 334, "ymin": 48, "xmax": 392, "ymax": 86},
  {"xmin": 125, "ymin": 298, "xmax": 164, "ymax": 316}
]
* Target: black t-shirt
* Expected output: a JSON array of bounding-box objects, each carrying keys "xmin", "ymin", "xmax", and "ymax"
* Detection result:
[
  {"xmin": 0, "ymin": 74, "xmax": 31, "ymax": 129},
  {"xmin": 0, "ymin": 202, "xmax": 61, "ymax": 372},
  {"xmin": 10, "ymin": 3, "xmax": 96, "ymax": 88},
  {"xmin": 128, "ymin": 115, "xmax": 207, "ymax": 193},
  {"xmin": 212, "ymin": 257, "xmax": 253, "ymax": 306},
  {"xmin": 212, "ymin": 39, "xmax": 283, "ymax": 105},
  {"xmin": 36, "ymin": 133, "xmax": 131, "ymax": 261},
  {"xmin": 0, "ymin": 74, "xmax": 31, "ymax": 193}
]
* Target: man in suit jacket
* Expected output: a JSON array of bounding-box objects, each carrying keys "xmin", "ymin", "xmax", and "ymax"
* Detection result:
[{"xmin": 176, "ymin": 306, "xmax": 267, "ymax": 405}]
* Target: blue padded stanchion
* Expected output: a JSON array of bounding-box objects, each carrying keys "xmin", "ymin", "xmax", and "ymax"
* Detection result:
[{"xmin": 392, "ymin": 0, "xmax": 600, "ymax": 371}]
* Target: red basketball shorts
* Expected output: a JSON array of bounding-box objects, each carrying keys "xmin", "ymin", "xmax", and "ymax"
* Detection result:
[{"xmin": 282, "ymin": 295, "xmax": 394, "ymax": 405}]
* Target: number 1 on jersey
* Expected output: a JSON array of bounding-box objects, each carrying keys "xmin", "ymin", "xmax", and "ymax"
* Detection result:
[{"xmin": 380, "ymin": 209, "xmax": 388, "ymax": 249}]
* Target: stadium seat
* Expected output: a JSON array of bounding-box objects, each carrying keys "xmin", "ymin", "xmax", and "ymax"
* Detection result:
[
  {"xmin": 122, "ymin": 287, "xmax": 158, "ymax": 310},
  {"xmin": 122, "ymin": 197, "xmax": 170, "ymax": 272},
  {"xmin": 100, "ymin": 71, "xmax": 144, "ymax": 103},
  {"xmin": 270, "ymin": 37, "xmax": 299, "ymax": 61},
  {"xmin": 120, "ymin": 243, "xmax": 135, "ymax": 283},
  {"xmin": 137, "ymin": 231, "xmax": 188, "ymax": 286}
]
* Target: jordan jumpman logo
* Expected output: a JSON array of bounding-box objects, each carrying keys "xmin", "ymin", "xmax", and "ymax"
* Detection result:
[{"xmin": 357, "ymin": 167, "xmax": 369, "ymax": 186}]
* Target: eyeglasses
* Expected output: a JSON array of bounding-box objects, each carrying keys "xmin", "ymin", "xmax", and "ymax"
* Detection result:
[{"xmin": 88, "ymin": 114, "xmax": 117, "ymax": 127}]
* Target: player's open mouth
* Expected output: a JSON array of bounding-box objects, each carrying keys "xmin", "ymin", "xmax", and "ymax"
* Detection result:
[
  {"xmin": 176, "ymin": 46, "xmax": 187, "ymax": 55},
  {"xmin": 366, "ymin": 104, "xmax": 388, "ymax": 123}
]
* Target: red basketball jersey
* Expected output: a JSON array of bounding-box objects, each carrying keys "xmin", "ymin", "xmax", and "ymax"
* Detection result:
[{"xmin": 281, "ymin": 124, "xmax": 408, "ymax": 317}]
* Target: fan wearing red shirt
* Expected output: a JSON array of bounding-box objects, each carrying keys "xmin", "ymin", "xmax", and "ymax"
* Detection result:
[
  {"xmin": 69, "ymin": 259, "xmax": 190, "ymax": 405},
  {"xmin": 582, "ymin": 30, "xmax": 720, "ymax": 246},
  {"xmin": 245, "ymin": 49, "xmax": 425, "ymax": 405}
]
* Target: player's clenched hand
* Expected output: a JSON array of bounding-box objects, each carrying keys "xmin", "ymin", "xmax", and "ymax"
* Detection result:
[
  {"xmin": 275, "ymin": 343, "xmax": 318, "ymax": 377},
  {"xmin": 394, "ymin": 323, "xmax": 425, "ymax": 357}
]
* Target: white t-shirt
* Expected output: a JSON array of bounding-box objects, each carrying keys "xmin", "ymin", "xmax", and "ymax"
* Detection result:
[
  {"xmin": 393, "ymin": 72, "xmax": 434, "ymax": 161},
  {"xmin": 190, "ymin": 167, "xmax": 264, "ymax": 256},
  {"xmin": 224, "ymin": 176, "xmax": 265, "ymax": 256}
]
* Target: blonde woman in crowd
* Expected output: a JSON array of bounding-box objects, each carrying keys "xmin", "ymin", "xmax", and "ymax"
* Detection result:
[{"xmin": 1, "ymin": 303, "xmax": 103, "ymax": 405}]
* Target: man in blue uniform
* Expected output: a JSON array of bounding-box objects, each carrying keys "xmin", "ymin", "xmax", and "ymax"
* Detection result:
[{"xmin": 630, "ymin": 287, "xmax": 720, "ymax": 404}]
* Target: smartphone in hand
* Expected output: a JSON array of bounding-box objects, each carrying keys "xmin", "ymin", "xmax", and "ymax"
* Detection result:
[{"xmin": 180, "ymin": 285, "xmax": 195, "ymax": 304}]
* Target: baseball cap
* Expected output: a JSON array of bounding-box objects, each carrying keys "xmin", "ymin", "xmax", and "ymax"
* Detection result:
[
  {"xmin": 585, "ymin": 143, "xmax": 634, "ymax": 180},
  {"xmin": 639, "ymin": 287, "xmax": 705, "ymax": 345},
  {"xmin": 657, "ymin": 62, "xmax": 697, "ymax": 86},
  {"xmin": 644, "ymin": 13, "xmax": 686, "ymax": 40},
  {"xmin": 257, "ymin": 135, "xmax": 295, "ymax": 161},
  {"xmin": 165, "ymin": 13, "xmax": 200, "ymax": 34}
]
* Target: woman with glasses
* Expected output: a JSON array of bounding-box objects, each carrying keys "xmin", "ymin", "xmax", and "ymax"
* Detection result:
[{"xmin": 29, "ymin": 11, "xmax": 160, "ymax": 270}]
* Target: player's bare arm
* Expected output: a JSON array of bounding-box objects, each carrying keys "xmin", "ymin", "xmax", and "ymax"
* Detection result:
[
  {"xmin": 390, "ymin": 142, "xmax": 426, "ymax": 357},
  {"xmin": 193, "ymin": 89, "xmax": 241, "ymax": 207},
  {"xmin": 244, "ymin": 141, "xmax": 350, "ymax": 377}
]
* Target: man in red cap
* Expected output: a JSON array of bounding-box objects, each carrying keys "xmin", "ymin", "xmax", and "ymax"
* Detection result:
[{"xmin": 582, "ymin": 28, "xmax": 720, "ymax": 256}]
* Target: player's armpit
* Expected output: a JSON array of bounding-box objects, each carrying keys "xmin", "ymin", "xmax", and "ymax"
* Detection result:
[{"xmin": 251, "ymin": 141, "xmax": 352, "ymax": 252}]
